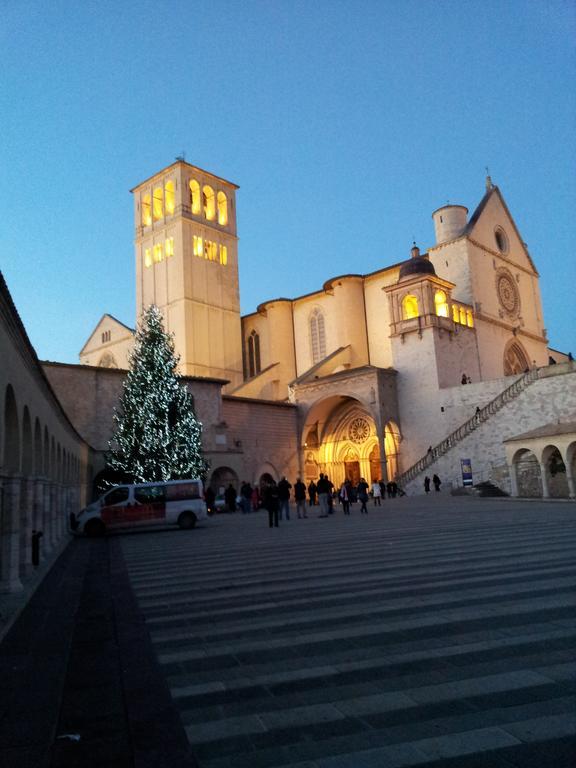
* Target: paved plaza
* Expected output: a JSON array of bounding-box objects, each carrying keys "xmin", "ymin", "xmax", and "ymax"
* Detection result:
[
  {"xmin": 122, "ymin": 495, "xmax": 576, "ymax": 767},
  {"xmin": 1, "ymin": 495, "xmax": 575, "ymax": 767}
]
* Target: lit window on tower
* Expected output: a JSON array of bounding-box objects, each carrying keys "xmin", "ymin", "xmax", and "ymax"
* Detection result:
[
  {"xmin": 153, "ymin": 187, "xmax": 163, "ymax": 221},
  {"xmin": 452, "ymin": 304, "xmax": 459, "ymax": 322},
  {"xmin": 459, "ymin": 306, "xmax": 467, "ymax": 325},
  {"xmin": 217, "ymin": 191, "xmax": 228, "ymax": 225},
  {"xmin": 434, "ymin": 290, "xmax": 449, "ymax": 317},
  {"xmin": 164, "ymin": 181, "xmax": 175, "ymax": 215},
  {"xmin": 204, "ymin": 240, "xmax": 218, "ymax": 261},
  {"xmin": 467, "ymin": 310, "xmax": 474, "ymax": 327},
  {"xmin": 153, "ymin": 243, "xmax": 163, "ymax": 263},
  {"xmin": 144, "ymin": 247, "xmax": 152, "ymax": 268},
  {"xmin": 190, "ymin": 179, "xmax": 201, "ymax": 214},
  {"xmin": 203, "ymin": 185, "xmax": 215, "ymax": 220},
  {"xmin": 165, "ymin": 237, "xmax": 174, "ymax": 258},
  {"xmin": 402, "ymin": 294, "xmax": 420, "ymax": 320},
  {"xmin": 193, "ymin": 235, "xmax": 203, "ymax": 257},
  {"xmin": 219, "ymin": 244, "xmax": 228, "ymax": 265},
  {"xmin": 142, "ymin": 194, "xmax": 152, "ymax": 226}
]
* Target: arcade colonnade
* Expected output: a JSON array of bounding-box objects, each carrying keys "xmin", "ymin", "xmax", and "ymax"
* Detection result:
[
  {"xmin": 505, "ymin": 424, "xmax": 576, "ymax": 500},
  {"xmin": 0, "ymin": 274, "xmax": 91, "ymax": 594}
]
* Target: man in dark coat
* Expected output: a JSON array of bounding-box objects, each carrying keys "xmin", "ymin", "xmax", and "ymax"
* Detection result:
[
  {"xmin": 262, "ymin": 481, "xmax": 279, "ymax": 528},
  {"xmin": 277, "ymin": 476, "xmax": 292, "ymax": 521},
  {"xmin": 308, "ymin": 480, "xmax": 317, "ymax": 506},
  {"xmin": 224, "ymin": 483, "xmax": 237, "ymax": 512},
  {"xmin": 294, "ymin": 477, "xmax": 307, "ymax": 518}
]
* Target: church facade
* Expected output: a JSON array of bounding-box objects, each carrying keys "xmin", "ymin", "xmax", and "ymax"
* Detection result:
[{"xmin": 78, "ymin": 160, "xmax": 573, "ymax": 495}]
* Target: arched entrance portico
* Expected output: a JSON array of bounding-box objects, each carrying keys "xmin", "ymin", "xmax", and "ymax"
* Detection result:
[{"xmin": 301, "ymin": 395, "xmax": 402, "ymax": 488}]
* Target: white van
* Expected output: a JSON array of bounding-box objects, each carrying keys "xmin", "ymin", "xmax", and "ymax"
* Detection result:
[{"xmin": 71, "ymin": 479, "xmax": 207, "ymax": 536}]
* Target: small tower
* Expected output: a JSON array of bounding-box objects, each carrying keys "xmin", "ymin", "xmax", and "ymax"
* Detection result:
[
  {"xmin": 431, "ymin": 204, "xmax": 468, "ymax": 245},
  {"xmin": 384, "ymin": 245, "xmax": 480, "ymax": 388},
  {"xmin": 131, "ymin": 160, "xmax": 243, "ymax": 387}
]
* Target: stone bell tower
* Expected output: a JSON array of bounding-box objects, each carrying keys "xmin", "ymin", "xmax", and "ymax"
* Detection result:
[{"xmin": 131, "ymin": 160, "xmax": 243, "ymax": 388}]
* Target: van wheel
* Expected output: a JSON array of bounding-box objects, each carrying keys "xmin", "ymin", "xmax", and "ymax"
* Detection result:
[
  {"xmin": 85, "ymin": 519, "xmax": 105, "ymax": 537},
  {"xmin": 178, "ymin": 512, "xmax": 197, "ymax": 530}
]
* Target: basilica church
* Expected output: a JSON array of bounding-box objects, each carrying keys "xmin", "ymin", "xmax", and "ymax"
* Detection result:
[
  {"xmin": 2, "ymin": 159, "xmax": 574, "ymax": 601},
  {"xmin": 75, "ymin": 159, "xmax": 574, "ymax": 496}
]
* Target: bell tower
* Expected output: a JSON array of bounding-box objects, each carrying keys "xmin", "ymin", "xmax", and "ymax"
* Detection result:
[{"xmin": 131, "ymin": 160, "xmax": 242, "ymax": 388}]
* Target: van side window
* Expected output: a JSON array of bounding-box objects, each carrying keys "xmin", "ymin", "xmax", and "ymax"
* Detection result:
[
  {"xmin": 166, "ymin": 482, "xmax": 200, "ymax": 501},
  {"xmin": 134, "ymin": 486, "xmax": 166, "ymax": 504},
  {"xmin": 103, "ymin": 487, "xmax": 129, "ymax": 506}
]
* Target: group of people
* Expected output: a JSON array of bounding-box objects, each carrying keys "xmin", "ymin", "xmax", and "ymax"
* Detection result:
[
  {"xmin": 261, "ymin": 474, "xmax": 406, "ymax": 528},
  {"xmin": 424, "ymin": 474, "xmax": 442, "ymax": 493}
]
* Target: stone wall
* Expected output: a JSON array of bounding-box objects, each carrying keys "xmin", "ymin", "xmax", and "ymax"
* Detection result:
[{"xmin": 403, "ymin": 364, "xmax": 576, "ymax": 495}]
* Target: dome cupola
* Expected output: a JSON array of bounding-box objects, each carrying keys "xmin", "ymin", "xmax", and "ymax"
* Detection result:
[{"xmin": 398, "ymin": 244, "xmax": 436, "ymax": 281}]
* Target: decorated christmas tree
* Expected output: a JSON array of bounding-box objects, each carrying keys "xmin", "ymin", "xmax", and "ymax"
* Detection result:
[{"xmin": 106, "ymin": 305, "xmax": 208, "ymax": 484}]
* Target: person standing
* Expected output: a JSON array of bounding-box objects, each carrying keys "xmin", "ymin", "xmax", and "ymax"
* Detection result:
[
  {"xmin": 240, "ymin": 480, "xmax": 253, "ymax": 513},
  {"xmin": 326, "ymin": 476, "xmax": 335, "ymax": 514},
  {"xmin": 424, "ymin": 476, "xmax": 431, "ymax": 494},
  {"xmin": 371, "ymin": 480, "xmax": 382, "ymax": 506},
  {"xmin": 317, "ymin": 473, "xmax": 330, "ymax": 518},
  {"xmin": 433, "ymin": 474, "xmax": 442, "ymax": 492},
  {"xmin": 277, "ymin": 476, "xmax": 292, "ymax": 520},
  {"xmin": 308, "ymin": 480, "xmax": 317, "ymax": 507},
  {"xmin": 224, "ymin": 483, "xmax": 237, "ymax": 512},
  {"xmin": 294, "ymin": 477, "xmax": 308, "ymax": 518},
  {"xmin": 263, "ymin": 481, "xmax": 279, "ymax": 528},
  {"xmin": 357, "ymin": 477, "xmax": 369, "ymax": 514},
  {"xmin": 251, "ymin": 484, "xmax": 261, "ymax": 511},
  {"xmin": 205, "ymin": 486, "xmax": 215, "ymax": 515},
  {"xmin": 339, "ymin": 481, "xmax": 350, "ymax": 515},
  {"xmin": 379, "ymin": 479, "xmax": 386, "ymax": 500}
]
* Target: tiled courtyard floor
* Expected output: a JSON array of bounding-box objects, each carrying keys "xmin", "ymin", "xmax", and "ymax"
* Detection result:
[
  {"xmin": 1, "ymin": 495, "xmax": 575, "ymax": 767},
  {"xmin": 121, "ymin": 495, "xmax": 576, "ymax": 767}
]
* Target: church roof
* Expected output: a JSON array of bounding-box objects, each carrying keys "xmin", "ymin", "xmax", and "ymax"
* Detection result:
[
  {"xmin": 398, "ymin": 254, "xmax": 436, "ymax": 280},
  {"xmin": 465, "ymin": 185, "xmax": 538, "ymax": 274},
  {"xmin": 504, "ymin": 421, "xmax": 576, "ymax": 442}
]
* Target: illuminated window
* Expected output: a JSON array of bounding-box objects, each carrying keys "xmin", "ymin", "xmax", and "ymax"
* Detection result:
[
  {"xmin": 459, "ymin": 306, "xmax": 467, "ymax": 325},
  {"xmin": 204, "ymin": 239, "xmax": 217, "ymax": 261},
  {"xmin": 310, "ymin": 309, "xmax": 326, "ymax": 364},
  {"xmin": 203, "ymin": 185, "xmax": 215, "ymax": 219},
  {"xmin": 466, "ymin": 310, "xmax": 474, "ymax": 327},
  {"xmin": 402, "ymin": 294, "xmax": 419, "ymax": 320},
  {"xmin": 219, "ymin": 244, "xmax": 228, "ymax": 265},
  {"xmin": 153, "ymin": 187, "xmax": 163, "ymax": 221},
  {"xmin": 434, "ymin": 290, "xmax": 449, "ymax": 317},
  {"xmin": 165, "ymin": 237, "xmax": 174, "ymax": 258},
  {"xmin": 248, "ymin": 330, "xmax": 261, "ymax": 377},
  {"xmin": 190, "ymin": 179, "xmax": 201, "ymax": 214},
  {"xmin": 193, "ymin": 235, "xmax": 203, "ymax": 257},
  {"xmin": 164, "ymin": 181, "xmax": 175, "ymax": 215},
  {"xmin": 153, "ymin": 243, "xmax": 163, "ymax": 263},
  {"xmin": 142, "ymin": 194, "xmax": 152, "ymax": 226},
  {"xmin": 144, "ymin": 248, "xmax": 152, "ymax": 268},
  {"xmin": 217, "ymin": 191, "xmax": 228, "ymax": 225},
  {"xmin": 452, "ymin": 304, "xmax": 459, "ymax": 322}
]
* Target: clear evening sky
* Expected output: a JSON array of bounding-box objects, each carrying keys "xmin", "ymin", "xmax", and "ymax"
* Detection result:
[{"xmin": 1, "ymin": 0, "xmax": 574, "ymax": 363}]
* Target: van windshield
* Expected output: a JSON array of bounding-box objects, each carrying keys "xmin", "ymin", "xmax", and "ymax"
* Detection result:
[{"xmin": 102, "ymin": 487, "xmax": 129, "ymax": 506}]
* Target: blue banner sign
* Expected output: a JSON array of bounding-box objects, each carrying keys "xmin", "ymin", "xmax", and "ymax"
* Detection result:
[{"xmin": 461, "ymin": 458, "xmax": 473, "ymax": 487}]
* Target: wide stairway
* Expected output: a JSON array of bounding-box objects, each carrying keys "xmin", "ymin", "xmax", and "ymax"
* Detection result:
[{"xmin": 120, "ymin": 500, "xmax": 576, "ymax": 768}]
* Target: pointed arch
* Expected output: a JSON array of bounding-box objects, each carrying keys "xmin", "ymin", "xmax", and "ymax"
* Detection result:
[
  {"xmin": 310, "ymin": 308, "xmax": 326, "ymax": 364},
  {"xmin": 504, "ymin": 339, "xmax": 530, "ymax": 376}
]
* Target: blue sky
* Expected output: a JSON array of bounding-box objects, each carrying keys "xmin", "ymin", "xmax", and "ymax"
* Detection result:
[{"xmin": 1, "ymin": 0, "xmax": 574, "ymax": 362}]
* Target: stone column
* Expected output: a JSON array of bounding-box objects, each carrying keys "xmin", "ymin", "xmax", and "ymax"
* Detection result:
[
  {"xmin": 33, "ymin": 478, "xmax": 47, "ymax": 562},
  {"xmin": 42, "ymin": 480, "xmax": 53, "ymax": 556},
  {"xmin": 49, "ymin": 482, "xmax": 58, "ymax": 549},
  {"xmin": 0, "ymin": 475, "xmax": 24, "ymax": 593},
  {"xmin": 508, "ymin": 462, "xmax": 519, "ymax": 497},
  {"xmin": 21, "ymin": 478, "xmax": 36, "ymax": 574},
  {"xmin": 539, "ymin": 463, "xmax": 550, "ymax": 499}
]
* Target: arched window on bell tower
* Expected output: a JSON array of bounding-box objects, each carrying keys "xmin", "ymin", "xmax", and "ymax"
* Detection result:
[
  {"xmin": 434, "ymin": 290, "xmax": 449, "ymax": 317},
  {"xmin": 402, "ymin": 294, "xmax": 420, "ymax": 320},
  {"xmin": 189, "ymin": 179, "xmax": 201, "ymax": 214},
  {"xmin": 310, "ymin": 309, "xmax": 326, "ymax": 364},
  {"xmin": 247, "ymin": 330, "xmax": 261, "ymax": 377}
]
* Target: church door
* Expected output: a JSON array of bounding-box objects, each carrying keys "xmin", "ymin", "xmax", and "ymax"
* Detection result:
[{"xmin": 345, "ymin": 461, "xmax": 360, "ymax": 485}]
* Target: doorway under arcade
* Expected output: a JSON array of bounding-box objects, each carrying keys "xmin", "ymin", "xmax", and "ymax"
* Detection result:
[{"xmin": 301, "ymin": 395, "xmax": 401, "ymax": 488}]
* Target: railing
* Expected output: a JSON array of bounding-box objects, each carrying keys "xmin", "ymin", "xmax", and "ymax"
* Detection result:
[{"xmin": 397, "ymin": 368, "xmax": 540, "ymax": 487}]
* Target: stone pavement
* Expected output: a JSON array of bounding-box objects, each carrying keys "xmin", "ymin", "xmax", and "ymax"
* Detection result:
[
  {"xmin": 0, "ymin": 495, "xmax": 575, "ymax": 767},
  {"xmin": 121, "ymin": 496, "xmax": 576, "ymax": 768}
]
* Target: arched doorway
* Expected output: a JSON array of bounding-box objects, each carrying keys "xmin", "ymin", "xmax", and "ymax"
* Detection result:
[
  {"xmin": 301, "ymin": 396, "xmax": 400, "ymax": 488},
  {"xmin": 513, "ymin": 449, "xmax": 542, "ymax": 497},
  {"xmin": 210, "ymin": 466, "xmax": 239, "ymax": 494},
  {"xmin": 504, "ymin": 340, "xmax": 530, "ymax": 376},
  {"xmin": 542, "ymin": 445, "xmax": 569, "ymax": 498}
]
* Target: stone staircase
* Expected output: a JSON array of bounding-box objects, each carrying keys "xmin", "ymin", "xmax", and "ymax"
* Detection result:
[{"xmin": 397, "ymin": 368, "xmax": 540, "ymax": 489}]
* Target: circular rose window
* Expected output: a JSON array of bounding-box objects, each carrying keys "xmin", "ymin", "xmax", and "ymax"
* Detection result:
[
  {"xmin": 349, "ymin": 417, "xmax": 370, "ymax": 444},
  {"xmin": 496, "ymin": 269, "xmax": 520, "ymax": 316}
]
